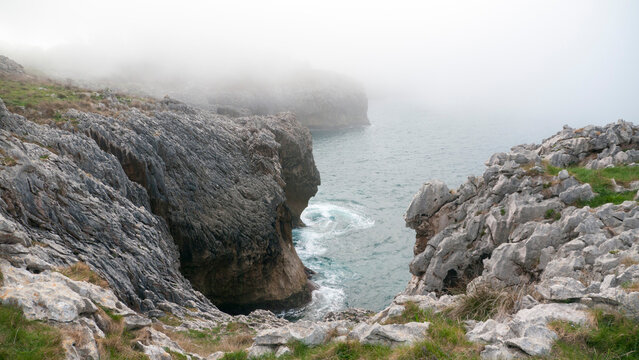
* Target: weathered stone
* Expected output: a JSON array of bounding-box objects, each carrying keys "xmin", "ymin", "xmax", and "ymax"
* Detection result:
[
  {"xmin": 124, "ymin": 315, "xmax": 152, "ymax": 330},
  {"xmin": 405, "ymin": 180, "xmax": 454, "ymax": 227},
  {"xmin": 559, "ymin": 184, "xmax": 596, "ymax": 204},
  {"xmin": 353, "ymin": 322, "xmax": 430, "ymax": 347}
]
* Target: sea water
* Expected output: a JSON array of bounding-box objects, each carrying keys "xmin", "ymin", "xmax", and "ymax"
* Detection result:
[{"xmin": 287, "ymin": 100, "xmax": 612, "ymax": 320}]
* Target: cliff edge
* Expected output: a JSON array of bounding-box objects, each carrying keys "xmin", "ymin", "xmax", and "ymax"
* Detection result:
[{"xmin": 0, "ymin": 56, "xmax": 321, "ymax": 315}]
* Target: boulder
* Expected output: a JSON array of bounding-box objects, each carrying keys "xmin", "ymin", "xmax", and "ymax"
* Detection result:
[
  {"xmin": 559, "ymin": 184, "xmax": 596, "ymax": 204},
  {"xmin": 404, "ymin": 180, "xmax": 453, "ymax": 227}
]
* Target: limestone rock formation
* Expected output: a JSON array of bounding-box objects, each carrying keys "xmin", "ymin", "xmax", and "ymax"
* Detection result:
[
  {"xmin": 401, "ymin": 120, "xmax": 639, "ymax": 357},
  {"xmin": 0, "ymin": 55, "xmax": 25, "ymax": 75},
  {"xmin": 0, "ymin": 67, "xmax": 320, "ymax": 313}
]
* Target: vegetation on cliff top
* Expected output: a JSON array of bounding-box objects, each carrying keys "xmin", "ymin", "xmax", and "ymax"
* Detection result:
[
  {"xmin": 0, "ymin": 75, "xmax": 154, "ymax": 125},
  {"xmin": 569, "ymin": 166, "xmax": 639, "ymax": 207},
  {"xmin": 544, "ymin": 163, "xmax": 639, "ymax": 207},
  {"xmin": 0, "ymin": 304, "xmax": 65, "ymax": 360},
  {"xmin": 544, "ymin": 309, "xmax": 639, "ymax": 359},
  {"xmin": 157, "ymin": 321, "xmax": 254, "ymax": 356}
]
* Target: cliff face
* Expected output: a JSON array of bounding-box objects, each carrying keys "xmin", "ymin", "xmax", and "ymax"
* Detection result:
[
  {"xmin": 0, "ymin": 65, "xmax": 320, "ymax": 314},
  {"xmin": 403, "ymin": 121, "xmax": 639, "ymax": 295},
  {"xmin": 401, "ymin": 121, "xmax": 639, "ymax": 357}
]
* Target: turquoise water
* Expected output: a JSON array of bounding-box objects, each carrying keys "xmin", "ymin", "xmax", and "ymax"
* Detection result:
[{"xmin": 289, "ymin": 100, "xmax": 611, "ymax": 320}]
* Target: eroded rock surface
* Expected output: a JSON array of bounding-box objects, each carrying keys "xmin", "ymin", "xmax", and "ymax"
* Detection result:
[{"xmin": 0, "ymin": 80, "xmax": 320, "ymax": 313}]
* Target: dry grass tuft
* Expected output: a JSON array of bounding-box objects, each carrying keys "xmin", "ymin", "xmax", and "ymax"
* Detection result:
[
  {"xmin": 447, "ymin": 286, "xmax": 524, "ymax": 322},
  {"xmin": 621, "ymin": 256, "xmax": 639, "ymax": 267},
  {"xmin": 95, "ymin": 306, "xmax": 148, "ymax": 359},
  {"xmin": 621, "ymin": 281, "xmax": 639, "ymax": 293},
  {"xmin": 57, "ymin": 262, "xmax": 109, "ymax": 288},
  {"xmin": 153, "ymin": 322, "xmax": 254, "ymax": 356}
]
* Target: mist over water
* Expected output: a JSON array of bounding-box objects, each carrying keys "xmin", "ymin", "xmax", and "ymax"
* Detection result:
[{"xmin": 290, "ymin": 100, "xmax": 620, "ymax": 320}]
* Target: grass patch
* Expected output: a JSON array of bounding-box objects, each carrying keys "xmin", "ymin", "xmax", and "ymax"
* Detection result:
[
  {"xmin": 447, "ymin": 287, "xmax": 517, "ymax": 322},
  {"xmin": 0, "ymin": 304, "xmax": 65, "ymax": 359},
  {"xmin": 56, "ymin": 261, "xmax": 109, "ymax": 288},
  {"xmin": 221, "ymin": 351, "xmax": 248, "ymax": 360},
  {"xmin": 547, "ymin": 310, "xmax": 639, "ymax": 359},
  {"xmin": 0, "ymin": 75, "xmax": 155, "ymax": 125},
  {"xmin": 545, "ymin": 164, "xmax": 561, "ymax": 176},
  {"xmin": 544, "ymin": 209, "xmax": 561, "ymax": 221},
  {"xmin": 621, "ymin": 281, "xmax": 639, "ymax": 293},
  {"xmin": 158, "ymin": 315, "xmax": 182, "ymax": 327},
  {"xmin": 98, "ymin": 305, "xmax": 124, "ymax": 323},
  {"xmin": 1, "ymin": 156, "xmax": 17, "ymax": 166},
  {"xmin": 155, "ymin": 322, "xmax": 253, "ymax": 356},
  {"xmin": 275, "ymin": 340, "xmax": 392, "ymax": 360},
  {"xmin": 384, "ymin": 302, "xmax": 430, "ymax": 324},
  {"xmin": 568, "ymin": 166, "xmax": 639, "ymax": 207},
  {"xmin": 0, "ymin": 77, "xmax": 82, "ymax": 109},
  {"xmin": 620, "ymin": 257, "xmax": 639, "ymax": 267},
  {"xmin": 165, "ymin": 347, "xmax": 188, "ymax": 360},
  {"xmin": 383, "ymin": 302, "xmax": 481, "ymax": 359},
  {"xmin": 95, "ymin": 305, "xmax": 148, "ymax": 359}
]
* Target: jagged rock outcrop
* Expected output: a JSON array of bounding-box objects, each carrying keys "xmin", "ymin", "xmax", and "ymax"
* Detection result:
[
  {"xmin": 403, "ymin": 121, "xmax": 639, "ymax": 295},
  {"xmin": 0, "ymin": 55, "xmax": 25, "ymax": 75},
  {"xmin": 0, "ymin": 103, "xmax": 212, "ymax": 312},
  {"xmin": 403, "ymin": 120, "xmax": 639, "ymax": 357},
  {"xmin": 0, "ymin": 80, "xmax": 320, "ymax": 313}
]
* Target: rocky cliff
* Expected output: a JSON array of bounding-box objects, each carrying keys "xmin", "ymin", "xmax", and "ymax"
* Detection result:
[
  {"xmin": 400, "ymin": 121, "xmax": 639, "ymax": 357},
  {"xmin": 0, "ymin": 57, "xmax": 321, "ymax": 315}
]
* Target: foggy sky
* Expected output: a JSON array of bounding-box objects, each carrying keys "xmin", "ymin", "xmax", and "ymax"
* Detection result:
[{"xmin": 1, "ymin": 0, "xmax": 638, "ymax": 127}]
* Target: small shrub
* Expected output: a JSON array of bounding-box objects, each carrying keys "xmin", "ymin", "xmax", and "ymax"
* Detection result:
[
  {"xmin": 544, "ymin": 209, "xmax": 561, "ymax": 221},
  {"xmin": 447, "ymin": 287, "xmax": 516, "ymax": 322},
  {"xmin": 39, "ymin": 154, "xmax": 49, "ymax": 160},
  {"xmin": 384, "ymin": 302, "xmax": 429, "ymax": 324},
  {"xmin": 500, "ymin": 208, "xmax": 505, "ymax": 216},
  {"xmin": 1, "ymin": 156, "xmax": 17, "ymax": 166}
]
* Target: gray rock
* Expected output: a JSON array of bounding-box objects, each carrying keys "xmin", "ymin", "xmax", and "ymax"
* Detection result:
[
  {"xmin": 207, "ymin": 352, "xmax": 226, "ymax": 360},
  {"xmin": 275, "ymin": 346, "xmax": 292, "ymax": 357},
  {"xmin": 404, "ymin": 180, "xmax": 453, "ymax": 227},
  {"xmin": 353, "ymin": 322, "xmax": 430, "ymax": 347},
  {"xmin": 254, "ymin": 321, "xmax": 329, "ymax": 346},
  {"xmin": 246, "ymin": 344, "xmax": 274, "ymax": 358},
  {"xmin": 559, "ymin": 184, "xmax": 596, "ymax": 204},
  {"xmin": 558, "ymin": 169, "xmax": 570, "ymax": 180},
  {"xmin": 124, "ymin": 315, "xmax": 152, "ymax": 330},
  {"xmin": 536, "ymin": 277, "xmax": 586, "ymax": 300},
  {"xmin": 0, "ymin": 82, "xmax": 321, "ymax": 313}
]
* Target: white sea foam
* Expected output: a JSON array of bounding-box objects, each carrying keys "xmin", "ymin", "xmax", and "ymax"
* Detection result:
[{"xmin": 289, "ymin": 202, "xmax": 374, "ymax": 320}]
